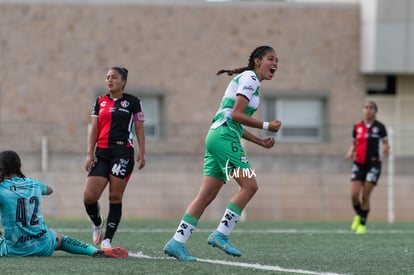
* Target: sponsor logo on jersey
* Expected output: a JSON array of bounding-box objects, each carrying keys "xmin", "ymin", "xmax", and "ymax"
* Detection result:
[
  {"xmin": 17, "ymin": 229, "xmax": 47, "ymax": 243},
  {"xmin": 111, "ymin": 158, "xmax": 129, "ymax": 177},
  {"xmin": 100, "ymin": 101, "xmax": 107, "ymax": 107},
  {"xmin": 121, "ymin": 100, "xmax": 130, "ymax": 108},
  {"xmin": 242, "ymin": 85, "xmax": 255, "ymax": 92}
]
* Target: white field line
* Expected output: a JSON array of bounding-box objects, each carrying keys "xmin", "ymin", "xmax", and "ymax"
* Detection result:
[
  {"xmin": 52, "ymin": 227, "xmax": 397, "ymax": 275},
  {"xmin": 52, "ymin": 227, "xmax": 414, "ymax": 234},
  {"xmin": 50, "ymin": 226, "xmax": 407, "ymax": 275},
  {"xmin": 52, "ymin": 226, "xmax": 408, "ymax": 274},
  {"xmin": 128, "ymin": 251, "xmax": 349, "ymax": 275}
]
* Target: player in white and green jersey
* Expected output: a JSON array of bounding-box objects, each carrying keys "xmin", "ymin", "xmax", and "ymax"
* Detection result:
[
  {"xmin": 210, "ymin": 70, "xmax": 261, "ymax": 135},
  {"xmin": 164, "ymin": 46, "xmax": 282, "ymax": 261},
  {"xmin": 206, "ymin": 69, "xmax": 262, "ymax": 182},
  {"xmin": 0, "ymin": 150, "xmax": 128, "ymax": 258}
]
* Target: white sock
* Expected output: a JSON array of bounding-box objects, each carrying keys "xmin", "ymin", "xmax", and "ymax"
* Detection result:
[
  {"xmin": 173, "ymin": 220, "xmax": 196, "ymax": 243},
  {"xmin": 217, "ymin": 208, "xmax": 240, "ymax": 236}
]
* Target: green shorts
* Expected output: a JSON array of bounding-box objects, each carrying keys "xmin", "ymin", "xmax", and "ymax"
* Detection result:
[{"xmin": 203, "ymin": 125, "xmax": 251, "ymax": 182}]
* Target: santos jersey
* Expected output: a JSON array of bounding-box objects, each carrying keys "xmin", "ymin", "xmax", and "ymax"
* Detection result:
[
  {"xmin": 210, "ymin": 70, "xmax": 260, "ymax": 138},
  {"xmin": 92, "ymin": 93, "xmax": 144, "ymax": 149},
  {"xmin": 0, "ymin": 177, "xmax": 51, "ymax": 256},
  {"xmin": 352, "ymin": 120, "xmax": 388, "ymax": 164}
]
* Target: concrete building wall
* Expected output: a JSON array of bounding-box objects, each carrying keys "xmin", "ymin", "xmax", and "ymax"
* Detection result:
[
  {"xmin": 1, "ymin": 2, "xmax": 412, "ymax": 221},
  {"xmin": 0, "ymin": 2, "xmax": 363, "ymax": 155}
]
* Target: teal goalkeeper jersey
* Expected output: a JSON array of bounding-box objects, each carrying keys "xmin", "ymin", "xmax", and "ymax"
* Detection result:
[
  {"xmin": 0, "ymin": 176, "xmax": 50, "ymax": 255},
  {"xmin": 210, "ymin": 70, "xmax": 260, "ymax": 138}
]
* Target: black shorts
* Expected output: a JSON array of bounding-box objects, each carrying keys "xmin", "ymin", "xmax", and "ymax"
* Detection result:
[
  {"xmin": 88, "ymin": 147, "xmax": 135, "ymax": 181},
  {"xmin": 351, "ymin": 161, "xmax": 382, "ymax": 184}
]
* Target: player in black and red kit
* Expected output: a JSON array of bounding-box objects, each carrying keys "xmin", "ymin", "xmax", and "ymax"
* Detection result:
[
  {"xmin": 345, "ymin": 101, "xmax": 390, "ymax": 234},
  {"xmin": 83, "ymin": 67, "xmax": 145, "ymax": 249}
]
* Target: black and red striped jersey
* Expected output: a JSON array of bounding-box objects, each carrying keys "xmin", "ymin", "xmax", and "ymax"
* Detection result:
[
  {"xmin": 91, "ymin": 93, "xmax": 144, "ymax": 149},
  {"xmin": 352, "ymin": 120, "xmax": 387, "ymax": 164}
]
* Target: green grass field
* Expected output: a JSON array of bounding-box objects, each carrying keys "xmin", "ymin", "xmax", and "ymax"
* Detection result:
[{"xmin": 2, "ymin": 219, "xmax": 414, "ymax": 275}]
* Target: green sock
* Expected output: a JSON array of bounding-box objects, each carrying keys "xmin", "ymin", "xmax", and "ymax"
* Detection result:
[
  {"xmin": 182, "ymin": 213, "xmax": 199, "ymax": 227},
  {"xmin": 61, "ymin": 235, "xmax": 98, "ymax": 256},
  {"xmin": 227, "ymin": 202, "xmax": 242, "ymax": 216}
]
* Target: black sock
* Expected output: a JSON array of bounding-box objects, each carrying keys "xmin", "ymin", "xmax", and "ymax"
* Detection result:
[
  {"xmin": 84, "ymin": 202, "xmax": 102, "ymax": 226},
  {"xmin": 360, "ymin": 209, "xmax": 370, "ymax": 225},
  {"xmin": 104, "ymin": 203, "xmax": 122, "ymax": 241},
  {"xmin": 353, "ymin": 203, "xmax": 362, "ymax": 215}
]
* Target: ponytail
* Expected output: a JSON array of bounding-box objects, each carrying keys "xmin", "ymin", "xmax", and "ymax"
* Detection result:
[
  {"xmin": 216, "ymin": 45, "xmax": 274, "ymax": 76},
  {"xmin": 216, "ymin": 67, "xmax": 249, "ymax": 76}
]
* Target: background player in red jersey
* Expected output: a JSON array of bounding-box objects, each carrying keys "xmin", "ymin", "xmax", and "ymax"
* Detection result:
[
  {"xmin": 83, "ymin": 67, "xmax": 146, "ymax": 249},
  {"xmin": 345, "ymin": 100, "xmax": 390, "ymax": 234}
]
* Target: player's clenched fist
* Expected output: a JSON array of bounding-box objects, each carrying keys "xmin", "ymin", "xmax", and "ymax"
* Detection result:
[{"xmin": 268, "ymin": 120, "xmax": 281, "ymax": 132}]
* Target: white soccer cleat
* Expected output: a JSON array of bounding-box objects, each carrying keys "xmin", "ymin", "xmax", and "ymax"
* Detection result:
[
  {"xmin": 101, "ymin": 238, "xmax": 112, "ymax": 250},
  {"xmin": 92, "ymin": 216, "xmax": 104, "ymax": 245}
]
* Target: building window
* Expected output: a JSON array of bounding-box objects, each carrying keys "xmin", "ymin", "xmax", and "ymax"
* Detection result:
[
  {"xmin": 366, "ymin": 75, "xmax": 397, "ymax": 95},
  {"xmin": 140, "ymin": 95, "xmax": 163, "ymax": 140},
  {"xmin": 263, "ymin": 97, "xmax": 327, "ymax": 143}
]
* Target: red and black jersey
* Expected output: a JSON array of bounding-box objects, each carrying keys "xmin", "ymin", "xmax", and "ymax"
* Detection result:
[
  {"xmin": 91, "ymin": 93, "xmax": 144, "ymax": 149},
  {"xmin": 352, "ymin": 120, "xmax": 387, "ymax": 164}
]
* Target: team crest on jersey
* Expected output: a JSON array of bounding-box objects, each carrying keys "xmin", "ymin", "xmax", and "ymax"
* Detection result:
[
  {"xmin": 137, "ymin": 112, "xmax": 144, "ymax": 121},
  {"xmin": 251, "ymin": 75, "xmax": 257, "ymax": 81},
  {"xmin": 240, "ymin": 153, "xmax": 248, "ymax": 164},
  {"xmin": 372, "ymin": 126, "xmax": 379, "ymax": 134},
  {"xmin": 121, "ymin": 100, "xmax": 130, "ymax": 108}
]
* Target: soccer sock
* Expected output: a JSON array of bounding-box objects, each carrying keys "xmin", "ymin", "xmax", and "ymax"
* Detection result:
[
  {"xmin": 61, "ymin": 235, "xmax": 97, "ymax": 256},
  {"xmin": 359, "ymin": 209, "xmax": 370, "ymax": 225},
  {"xmin": 104, "ymin": 203, "xmax": 122, "ymax": 241},
  {"xmin": 173, "ymin": 213, "xmax": 198, "ymax": 244},
  {"xmin": 84, "ymin": 202, "xmax": 102, "ymax": 226},
  {"xmin": 217, "ymin": 202, "xmax": 242, "ymax": 236},
  {"xmin": 353, "ymin": 203, "xmax": 362, "ymax": 215}
]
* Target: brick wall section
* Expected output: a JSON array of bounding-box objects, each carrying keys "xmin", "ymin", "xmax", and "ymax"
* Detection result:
[
  {"xmin": 3, "ymin": 3, "xmax": 408, "ymax": 222},
  {"xmin": 23, "ymin": 153, "xmax": 414, "ymax": 222},
  {"xmin": 0, "ymin": 3, "xmax": 363, "ymax": 155}
]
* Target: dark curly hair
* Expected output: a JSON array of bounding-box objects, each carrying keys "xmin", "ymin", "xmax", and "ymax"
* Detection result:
[{"xmin": 0, "ymin": 150, "xmax": 25, "ymax": 183}]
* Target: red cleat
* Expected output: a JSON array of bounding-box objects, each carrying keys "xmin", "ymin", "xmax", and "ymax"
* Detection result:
[{"xmin": 93, "ymin": 247, "xmax": 129, "ymax": 258}]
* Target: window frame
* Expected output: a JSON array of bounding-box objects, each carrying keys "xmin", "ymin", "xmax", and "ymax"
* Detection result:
[
  {"xmin": 139, "ymin": 94, "xmax": 164, "ymax": 141},
  {"xmin": 262, "ymin": 93, "xmax": 329, "ymax": 143}
]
